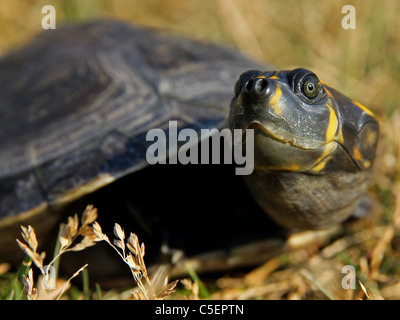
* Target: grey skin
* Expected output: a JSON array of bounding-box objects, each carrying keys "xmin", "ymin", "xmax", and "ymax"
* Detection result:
[{"xmin": 229, "ymin": 69, "xmax": 379, "ymax": 230}]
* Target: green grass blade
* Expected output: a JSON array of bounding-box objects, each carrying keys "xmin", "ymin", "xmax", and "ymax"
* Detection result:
[{"xmin": 185, "ymin": 263, "xmax": 210, "ymax": 299}]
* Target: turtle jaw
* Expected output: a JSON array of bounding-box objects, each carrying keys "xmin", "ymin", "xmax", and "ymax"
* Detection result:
[
  {"xmin": 230, "ymin": 100, "xmax": 330, "ymax": 173},
  {"xmin": 248, "ymin": 121, "xmax": 334, "ymax": 173},
  {"xmin": 231, "ymin": 95, "xmax": 332, "ymax": 174}
]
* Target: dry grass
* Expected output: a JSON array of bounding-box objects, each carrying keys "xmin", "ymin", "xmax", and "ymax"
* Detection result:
[
  {"xmin": 92, "ymin": 219, "xmax": 178, "ymax": 300},
  {"xmin": 14, "ymin": 208, "xmax": 93, "ymax": 299},
  {"xmin": 0, "ymin": 0, "xmax": 399, "ymax": 300},
  {"xmin": 15, "ymin": 205, "xmax": 106, "ymax": 299},
  {"xmin": 13, "ymin": 205, "xmax": 178, "ymax": 300},
  {"xmin": 15, "ymin": 206, "xmax": 92, "ymax": 299}
]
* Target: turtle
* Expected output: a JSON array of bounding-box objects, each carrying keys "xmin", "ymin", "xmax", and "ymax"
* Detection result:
[{"xmin": 0, "ymin": 20, "xmax": 379, "ymax": 281}]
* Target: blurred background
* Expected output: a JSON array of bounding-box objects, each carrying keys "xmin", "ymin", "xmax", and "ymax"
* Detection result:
[
  {"xmin": 0, "ymin": 0, "xmax": 398, "ymax": 114},
  {"xmin": 0, "ymin": 0, "xmax": 399, "ymax": 299}
]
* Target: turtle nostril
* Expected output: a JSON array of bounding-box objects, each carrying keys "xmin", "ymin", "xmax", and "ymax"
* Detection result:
[
  {"xmin": 243, "ymin": 77, "xmax": 273, "ymax": 101},
  {"xmin": 245, "ymin": 79, "xmax": 254, "ymax": 93},
  {"xmin": 245, "ymin": 78, "xmax": 268, "ymax": 95},
  {"xmin": 254, "ymin": 78, "xmax": 267, "ymax": 92}
]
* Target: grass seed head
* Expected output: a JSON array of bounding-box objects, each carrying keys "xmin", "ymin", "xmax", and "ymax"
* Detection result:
[
  {"xmin": 81, "ymin": 205, "xmax": 98, "ymax": 226},
  {"xmin": 20, "ymin": 225, "xmax": 38, "ymax": 252}
]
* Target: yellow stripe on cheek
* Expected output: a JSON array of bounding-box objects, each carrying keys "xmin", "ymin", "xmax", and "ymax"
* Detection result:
[
  {"xmin": 310, "ymin": 105, "xmax": 338, "ymax": 173},
  {"xmin": 311, "ymin": 158, "xmax": 328, "ymax": 173},
  {"xmin": 310, "ymin": 141, "xmax": 337, "ymax": 173},
  {"xmin": 269, "ymin": 84, "xmax": 282, "ymax": 115},
  {"xmin": 326, "ymin": 103, "xmax": 338, "ymax": 141}
]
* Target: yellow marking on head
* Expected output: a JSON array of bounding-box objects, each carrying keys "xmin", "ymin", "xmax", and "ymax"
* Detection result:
[
  {"xmin": 325, "ymin": 103, "xmax": 339, "ymax": 141},
  {"xmin": 352, "ymin": 100, "xmax": 376, "ymax": 118},
  {"xmin": 310, "ymin": 142, "xmax": 337, "ymax": 173},
  {"xmin": 283, "ymin": 164, "xmax": 301, "ymax": 171},
  {"xmin": 269, "ymin": 83, "xmax": 283, "ymax": 116},
  {"xmin": 337, "ymin": 126, "xmax": 345, "ymax": 144},
  {"xmin": 269, "ymin": 75, "xmax": 279, "ymax": 80},
  {"xmin": 254, "ymin": 164, "xmax": 301, "ymax": 173},
  {"xmin": 313, "ymin": 141, "xmax": 337, "ymax": 172},
  {"xmin": 352, "ymin": 144, "xmax": 363, "ymax": 161},
  {"xmin": 257, "ymin": 75, "xmax": 266, "ymax": 79},
  {"xmin": 311, "ymin": 158, "xmax": 329, "ymax": 173},
  {"xmin": 269, "ymin": 164, "xmax": 301, "ymax": 171},
  {"xmin": 310, "ymin": 105, "xmax": 339, "ymax": 173}
]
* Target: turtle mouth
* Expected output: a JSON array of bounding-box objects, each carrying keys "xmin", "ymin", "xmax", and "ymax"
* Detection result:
[
  {"xmin": 247, "ymin": 121, "xmax": 324, "ymax": 150},
  {"xmin": 245, "ymin": 121, "xmax": 337, "ymax": 172}
]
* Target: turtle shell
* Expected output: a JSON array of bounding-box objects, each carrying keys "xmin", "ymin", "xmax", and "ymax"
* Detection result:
[
  {"xmin": 0, "ymin": 20, "xmax": 263, "ymax": 261},
  {"xmin": 0, "ymin": 21, "xmax": 379, "ymax": 277}
]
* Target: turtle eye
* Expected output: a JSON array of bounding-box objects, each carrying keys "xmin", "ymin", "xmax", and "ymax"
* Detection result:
[
  {"xmin": 301, "ymin": 74, "xmax": 321, "ymax": 99},
  {"xmin": 288, "ymin": 68, "xmax": 325, "ymax": 103}
]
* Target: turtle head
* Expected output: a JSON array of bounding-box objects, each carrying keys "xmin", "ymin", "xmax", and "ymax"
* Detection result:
[{"xmin": 229, "ymin": 68, "xmax": 379, "ymax": 174}]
